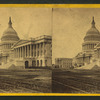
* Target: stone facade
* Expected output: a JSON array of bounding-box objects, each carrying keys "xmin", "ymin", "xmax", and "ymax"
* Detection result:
[
  {"xmin": 0, "ymin": 17, "xmax": 52, "ymax": 69},
  {"xmin": 55, "ymin": 58, "xmax": 72, "ymax": 69},
  {"xmin": 73, "ymin": 17, "xmax": 100, "ymax": 67},
  {"xmin": 10, "ymin": 36, "xmax": 52, "ymax": 68}
]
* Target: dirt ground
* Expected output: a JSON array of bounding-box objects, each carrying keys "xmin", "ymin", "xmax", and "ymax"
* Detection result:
[{"xmin": 0, "ymin": 69, "xmax": 52, "ymax": 93}]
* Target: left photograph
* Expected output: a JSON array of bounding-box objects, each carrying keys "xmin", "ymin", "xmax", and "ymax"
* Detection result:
[{"xmin": 0, "ymin": 8, "xmax": 52, "ymax": 93}]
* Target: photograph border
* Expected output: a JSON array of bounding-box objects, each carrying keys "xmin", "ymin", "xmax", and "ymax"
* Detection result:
[{"xmin": 0, "ymin": 4, "xmax": 99, "ymax": 96}]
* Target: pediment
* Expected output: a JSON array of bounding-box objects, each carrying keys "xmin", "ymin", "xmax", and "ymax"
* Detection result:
[{"xmin": 12, "ymin": 40, "xmax": 29, "ymax": 48}]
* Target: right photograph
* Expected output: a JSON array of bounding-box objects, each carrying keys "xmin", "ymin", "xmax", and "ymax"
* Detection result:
[{"xmin": 52, "ymin": 8, "xmax": 100, "ymax": 93}]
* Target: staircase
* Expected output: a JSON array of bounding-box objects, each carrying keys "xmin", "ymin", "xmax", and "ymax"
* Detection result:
[
  {"xmin": 0, "ymin": 60, "xmax": 15, "ymax": 69},
  {"xmin": 76, "ymin": 60, "xmax": 100, "ymax": 70}
]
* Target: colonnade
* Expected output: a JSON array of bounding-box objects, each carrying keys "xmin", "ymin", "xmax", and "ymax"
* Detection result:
[
  {"xmin": 1, "ymin": 43, "xmax": 13, "ymax": 49},
  {"xmin": 83, "ymin": 43, "xmax": 96, "ymax": 51},
  {"xmin": 14, "ymin": 43, "xmax": 46, "ymax": 58}
]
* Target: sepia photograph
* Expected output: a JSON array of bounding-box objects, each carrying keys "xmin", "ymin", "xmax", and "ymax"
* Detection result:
[
  {"xmin": 52, "ymin": 8, "xmax": 100, "ymax": 93},
  {"xmin": 0, "ymin": 8, "xmax": 52, "ymax": 93},
  {"xmin": 1, "ymin": 6, "xmax": 100, "ymax": 94}
]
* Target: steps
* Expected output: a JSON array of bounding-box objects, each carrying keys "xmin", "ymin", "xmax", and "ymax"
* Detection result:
[
  {"xmin": 76, "ymin": 61, "xmax": 100, "ymax": 70},
  {"xmin": 0, "ymin": 61, "xmax": 15, "ymax": 69}
]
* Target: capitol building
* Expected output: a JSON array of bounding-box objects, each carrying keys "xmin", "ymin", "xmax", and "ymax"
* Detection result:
[
  {"xmin": 73, "ymin": 17, "xmax": 100, "ymax": 69},
  {"xmin": 0, "ymin": 17, "xmax": 52, "ymax": 69}
]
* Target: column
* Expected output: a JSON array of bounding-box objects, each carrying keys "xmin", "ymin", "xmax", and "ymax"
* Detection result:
[
  {"xmin": 30, "ymin": 44, "xmax": 32, "ymax": 57},
  {"xmin": 31, "ymin": 45, "xmax": 33, "ymax": 57},
  {"xmin": 21, "ymin": 47, "xmax": 22, "ymax": 58},
  {"xmin": 19, "ymin": 48, "xmax": 20, "ymax": 58},
  {"xmin": 17, "ymin": 48, "xmax": 18, "ymax": 58},
  {"xmin": 28, "ymin": 45, "xmax": 30, "ymax": 57},
  {"xmin": 25, "ymin": 46, "xmax": 26, "ymax": 57},
  {"xmin": 38, "ymin": 44, "xmax": 39, "ymax": 57},
  {"xmin": 37, "ymin": 44, "xmax": 39, "ymax": 57},
  {"xmin": 43, "ymin": 42, "xmax": 45, "ymax": 56},
  {"xmin": 22, "ymin": 46, "xmax": 24, "ymax": 58},
  {"xmin": 29, "ymin": 45, "xmax": 30, "ymax": 57},
  {"xmin": 39, "ymin": 43, "xmax": 41, "ymax": 56},
  {"xmin": 33, "ymin": 45, "xmax": 34, "ymax": 57},
  {"xmin": 33, "ymin": 44, "xmax": 36, "ymax": 57},
  {"xmin": 17, "ymin": 48, "xmax": 19, "ymax": 58},
  {"xmin": 36, "ymin": 44, "xmax": 37, "ymax": 57},
  {"xmin": 41, "ymin": 43, "xmax": 43, "ymax": 56},
  {"xmin": 20, "ymin": 47, "xmax": 21, "ymax": 58},
  {"xmin": 19, "ymin": 47, "xmax": 20, "ymax": 58},
  {"xmin": 21, "ymin": 47, "xmax": 23, "ymax": 58},
  {"xmin": 27, "ymin": 45, "xmax": 29, "ymax": 57}
]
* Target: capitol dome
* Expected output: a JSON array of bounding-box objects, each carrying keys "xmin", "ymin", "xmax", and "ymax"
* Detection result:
[
  {"xmin": 1, "ymin": 17, "xmax": 20, "ymax": 42},
  {"xmin": 82, "ymin": 17, "xmax": 100, "ymax": 52},
  {"xmin": 84, "ymin": 17, "xmax": 100, "ymax": 42}
]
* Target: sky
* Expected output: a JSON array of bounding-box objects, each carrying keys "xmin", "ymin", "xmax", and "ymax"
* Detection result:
[
  {"xmin": 52, "ymin": 8, "xmax": 100, "ymax": 64},
  {"xmin": 0, "ymin": 8, "xmax": 52, "ymax": 39},
  {"xmin": 0, "ymin": 8, "xmax": 100, "ymax": 64}
]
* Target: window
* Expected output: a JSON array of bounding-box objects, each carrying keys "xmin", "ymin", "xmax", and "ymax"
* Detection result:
[
  {"xmin": 37, "ymin": 60, "xmax": 39, "ymax": 66},
  {"xmin": 40, "ymin": 60, "xmax": 42, "ymax": 66},
  {"xmin": 44, "ymin": 50, "xmax": 46, "ymax": 54},
  {"xmin": 41, "ymin": 50, "xmax": 42, "ymax": 56},
  {"xmin": 37, "ymin": 51, "xmax": 39, "ymax": 56},
  {"xmin": 34, "ymin": 51, "xmax": 36, "ymax": 57}
]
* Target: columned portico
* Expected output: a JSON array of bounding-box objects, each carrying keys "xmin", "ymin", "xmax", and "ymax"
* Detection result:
[{"xmin": 3, "ymin": 35, "xmax": 52, "ymax": 68}]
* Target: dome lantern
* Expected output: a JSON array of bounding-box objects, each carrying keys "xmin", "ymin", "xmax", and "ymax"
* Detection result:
[
  {"xmin": 8, "ymin": 17, "xmax": 12, "ymax": 28},
  {"xmin": 91, "ymin": 16, "xmax": 95, "ymax": 28}
]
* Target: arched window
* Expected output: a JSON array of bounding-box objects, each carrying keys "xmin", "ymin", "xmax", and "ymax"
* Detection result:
[
  {"xmin": 25, "ymin": 61, "xmax": 29, "ymax": 68},
  {"xmin": 40, "ymin": 60, "xmax": 42, "ymax": 66}
]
